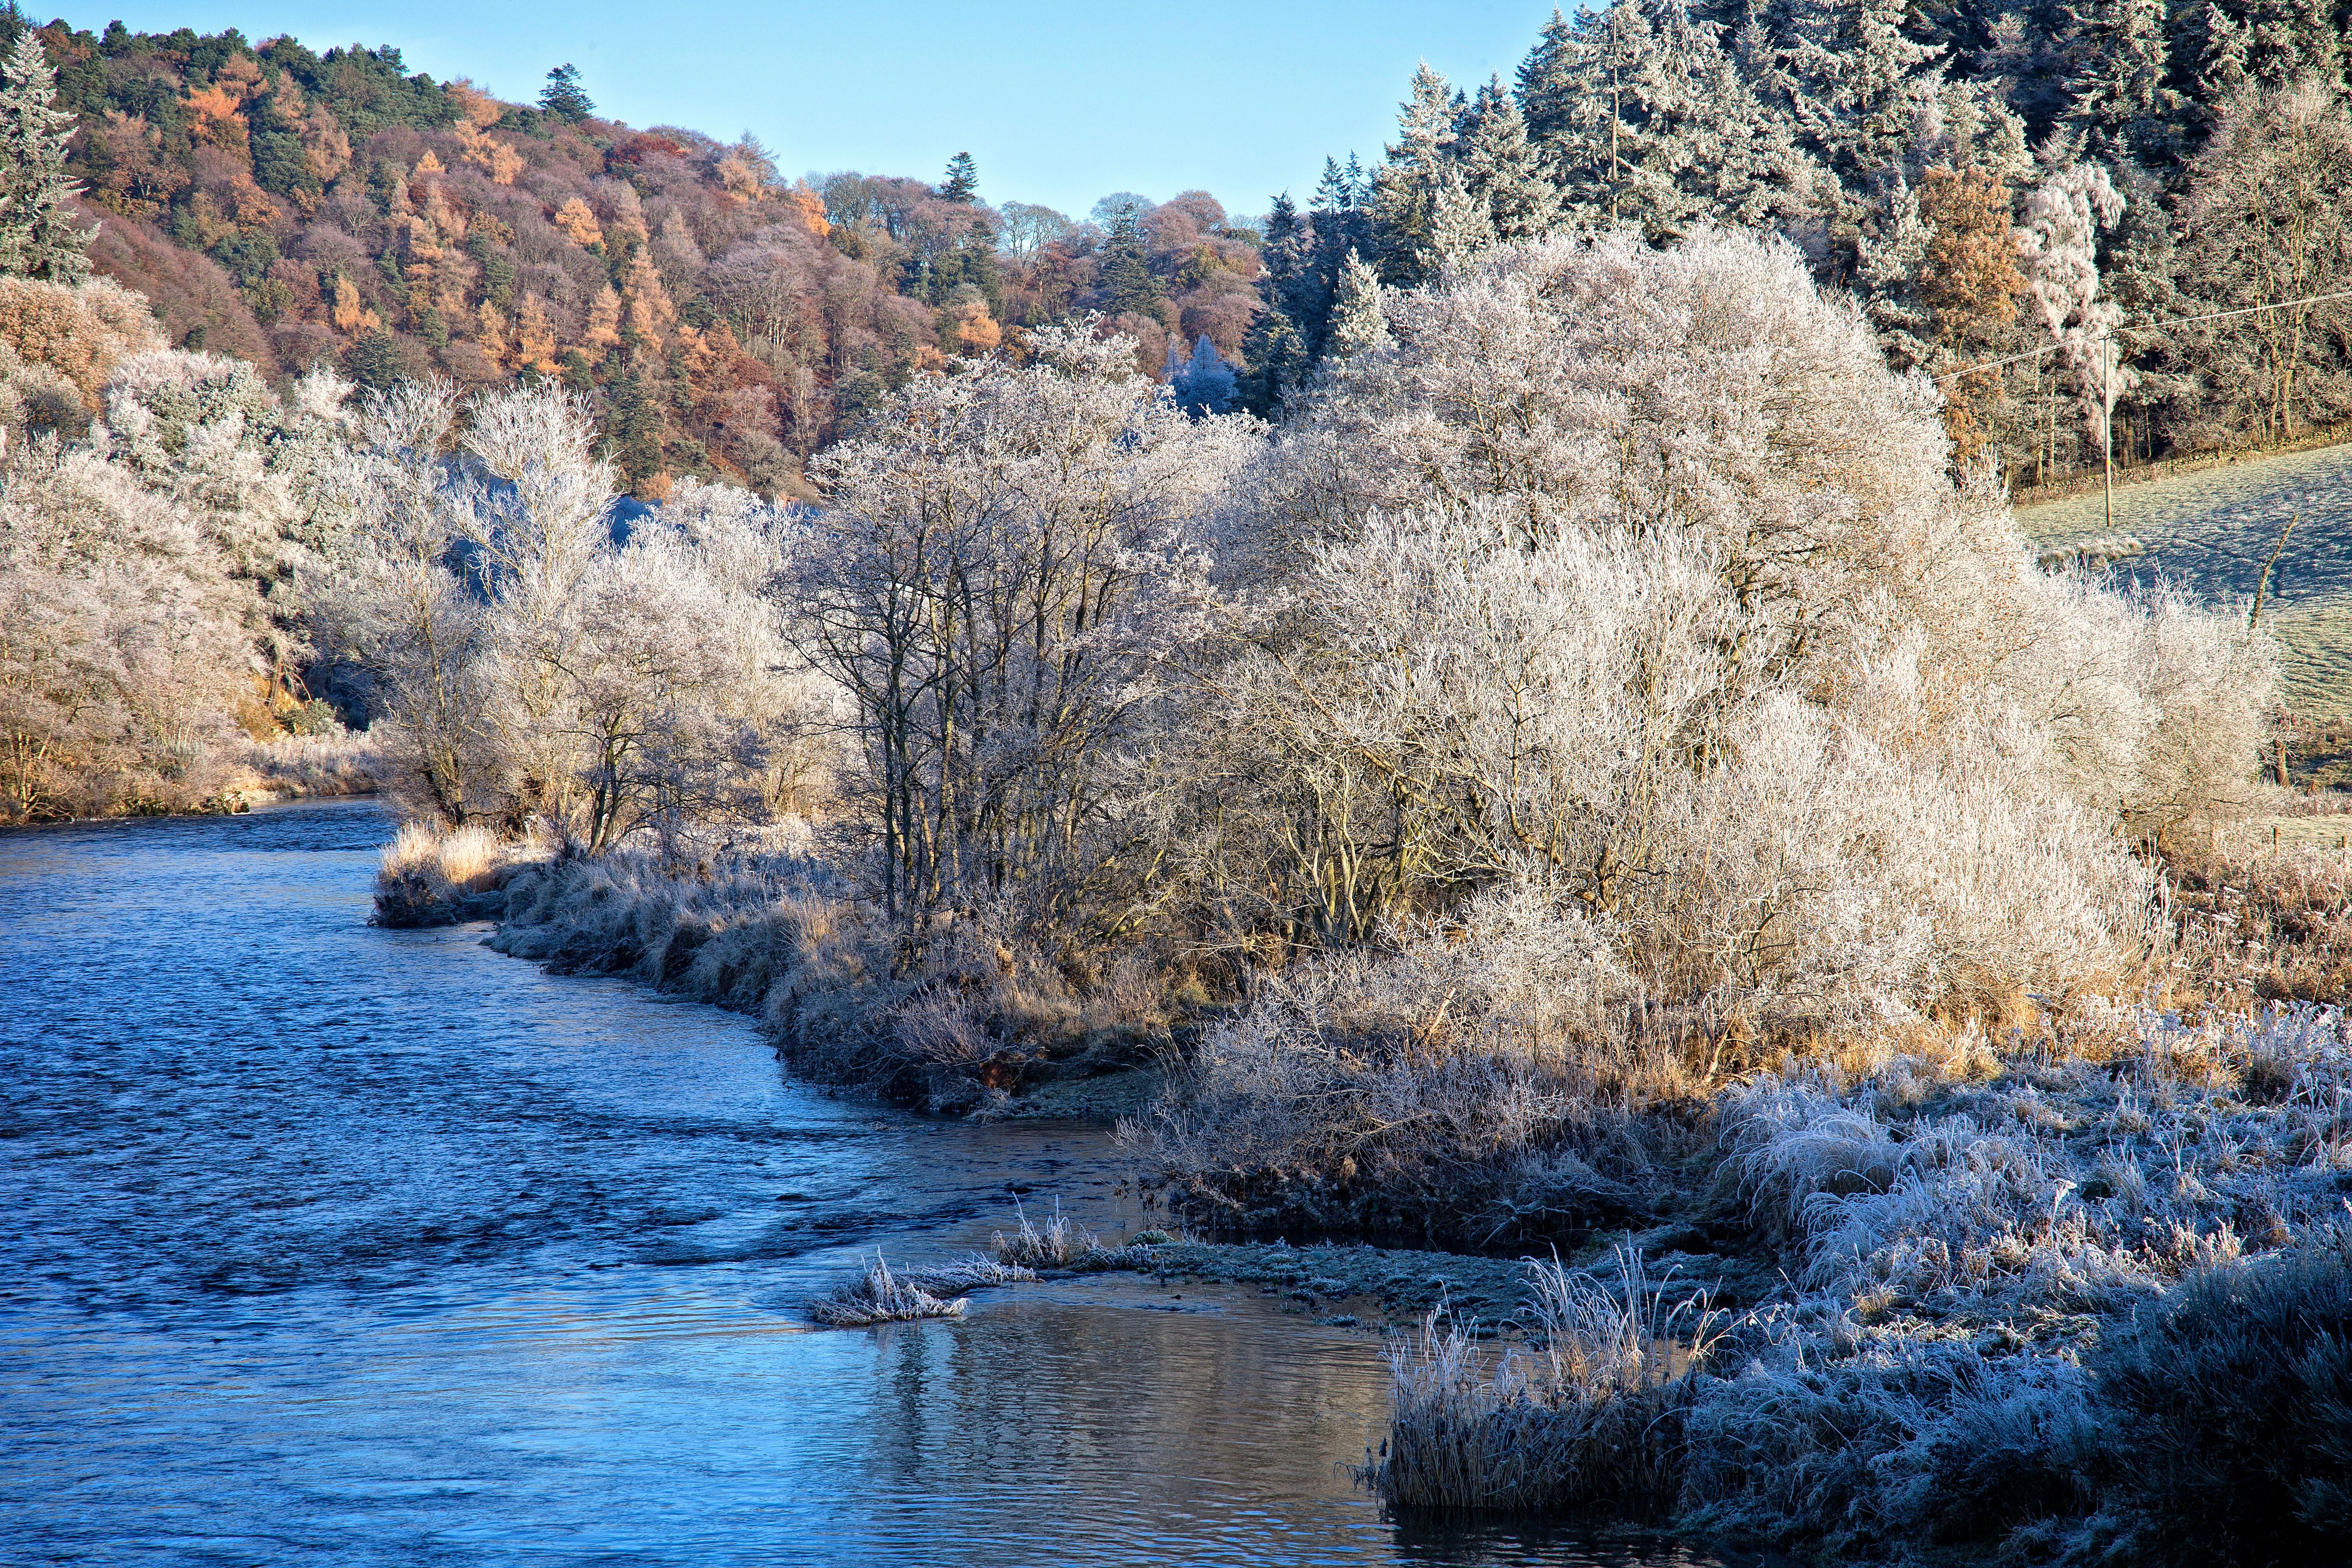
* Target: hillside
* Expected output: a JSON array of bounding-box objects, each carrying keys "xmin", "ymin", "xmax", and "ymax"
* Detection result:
[{"xmin": 14, "ymin": 14, "xmax": 1265, "ymax": 498}]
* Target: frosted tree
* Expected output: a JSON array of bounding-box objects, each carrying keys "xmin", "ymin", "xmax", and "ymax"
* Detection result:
[
  {"xmin": 1170, "ymin": 335, "xmax": 1239, "ymax": 415},
  {"xmin": 1518, "ymin": 0, "xmax": 1809, "ymax": 237},
  {"xmin": 315, "ymin": 381, "xmax": 494, "ymax": 825},
  {"xmin": 1325, "ymin": 251, "xmax": 1393, "ymax": 360},
  {"xmin": 799, "ymin": 321, "xmax": 1256, "ymax": 926},
  {"xmin": 2060, "ymin": 0, "xmax": 2180, "ymax": 163},
  {"xmin": 1193, "ymin": 231, "xmax": 2266, "ymax": 1029},
  {"xmin": 1456, "ymin": 77, "xmax": 1561, "ymax": 241},
  {"xmin": 2017, "ymin": 163, "xmax": 2132, "ymax": 465},
  {"xmin": 1366, "ymin": 64, "xmax": 1463, "ymax": 276},
  {"xmin": 1423, "ymin": 167, "xmax": 1497, "ymax": 272},
  {"xmin": 2178, "ymin": 77, "xmax": 2352, "ymax": 441},
  {"xmin": 0, "ymin": 30, "xmax": 96, "ymax": 284}
]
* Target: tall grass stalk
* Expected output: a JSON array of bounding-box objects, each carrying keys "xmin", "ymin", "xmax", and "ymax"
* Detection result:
[{"xmin": 1367, "ymin": 1247, "xmax": 1722, "ymax": 1517}]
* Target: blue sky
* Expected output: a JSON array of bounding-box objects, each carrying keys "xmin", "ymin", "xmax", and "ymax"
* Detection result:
[{"xmin": 51, "ymin": 1, "xmax": 1564, "ymax": 220}]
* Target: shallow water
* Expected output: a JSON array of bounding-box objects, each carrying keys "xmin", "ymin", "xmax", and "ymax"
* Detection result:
[{"xmin": 0, "ymin": 802, "xmax": 1718, "ymax": 1567}]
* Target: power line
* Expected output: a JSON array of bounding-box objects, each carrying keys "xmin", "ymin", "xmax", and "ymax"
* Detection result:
[{"xmin": 1932, "ymin": 288, "xmax": 2352, "ymax": 382}]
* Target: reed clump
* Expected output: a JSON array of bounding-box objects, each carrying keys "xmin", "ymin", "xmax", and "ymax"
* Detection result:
[
  {"xmin": 809, "ymin": 1253, "xmax": 970, "ymax": 1327},
  {"xmin": 373, "ymin": 820, "xmax": 533, "ymax": 927},
  {"xmin": 1366, "ymin": 1247, "xmax": 1722, "ymax": 1519}
]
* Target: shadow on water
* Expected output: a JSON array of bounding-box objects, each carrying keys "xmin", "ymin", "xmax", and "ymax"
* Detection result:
[{"xmin": 0, "ymin": 801, "xmax": 1727, "ymax": 1566}]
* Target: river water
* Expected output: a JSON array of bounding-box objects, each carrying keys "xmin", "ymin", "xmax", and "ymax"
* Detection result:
[{"xmin": 0, "ymin": 802, "xmax": 1715, "ymax": 1567}]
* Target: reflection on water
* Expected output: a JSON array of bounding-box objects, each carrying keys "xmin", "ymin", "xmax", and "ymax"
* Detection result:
[{"xmin": 0, "ymin": 802, "xmax": 1719, "ymax": 1566}]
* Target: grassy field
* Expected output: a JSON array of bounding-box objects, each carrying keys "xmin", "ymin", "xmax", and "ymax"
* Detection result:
[{"xmin": 2015, "ymin": 441, "xmax": 2352, "ymax": 716}]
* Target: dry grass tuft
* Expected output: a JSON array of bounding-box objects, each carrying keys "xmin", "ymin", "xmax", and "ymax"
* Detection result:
[
  {"xmin": 373, "ymin": 820, "xmax": 531, "ymax": 927},
  {"xmin": 809, "ymin": 1252, "xmax": 970, "ymax": 1327},
  {"xmin": 1366, "ymin": 1246, "xmax": 1723, "ymax": 1517}
]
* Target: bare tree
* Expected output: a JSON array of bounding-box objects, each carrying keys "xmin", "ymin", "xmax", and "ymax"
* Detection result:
[{"xmin": 796, "ymin": 320, "xmax": 1254, "ymax": 929}]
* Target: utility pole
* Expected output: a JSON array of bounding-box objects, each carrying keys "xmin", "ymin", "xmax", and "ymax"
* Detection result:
[
  {"xmin": 2102, "ymin": 331, "xmax": 2114, "ymax": 533},
  {"xmin": 1609, "ymin": 6, "xmax": 1622, "ymax": 228}
]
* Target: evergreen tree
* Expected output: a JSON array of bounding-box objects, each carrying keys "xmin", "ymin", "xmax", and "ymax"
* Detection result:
[
  {"xmin": 1424, "ymin": 165, "xmax": 1498, "ymax": 270},
  {"xmin": 1169, "ymin": 335, "xmax": 1239, "ymax": 414},
  {"xmin": 939, "ymin": 151, "xmax": 979, "ymax": 204},
  {"xmin": 1366, "ymin": 64, "xmax": 1463, "ymax": 279},
  {"xmin": 0, "ymin": 29, "xmax": 94, "ymax": 284},
  {"xmin": 539, "ymin": 63, "xmax": 593, "ymax": 122},
  {"xmin": 1457, "ymin": 76, "xmax": 1562, "ymax": 240},
  {"xmin": 343, "ymin": 329, "xmax": 404, "ymax": 394},
  {"xmin": 1326, "ymin": 250, "xmax": 1393, "ymax": 358},
  {"xmin": 2062, "ymin": 0, "xmax": 2181, "ymax": 164},
  {"xmin": 1301, "ymin": 156, "xmax": 1373, "ymax": 349},
  {"xmin": 1096, "ymin": 204, "xmax": 1163, "ymax": 316},
  {"xmin": 1520, "ymin": 0, "xmax": 1809, "ymax": 238},
  {"xmin": 1237, "ymin": 303, "xmax": 1308, "ymax": 418},
  {"xmin": 603, "ymin": 372, "xmax": 666, "ymax": 486}
]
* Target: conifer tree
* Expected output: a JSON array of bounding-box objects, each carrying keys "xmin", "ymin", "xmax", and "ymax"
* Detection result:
[
  {"xmin": 1424, "ymin": 166, "xmax": 1498, "ymax": 270},
  {"xmin": 1301, "ymin": 157, "xmax": 1373, "ymax": 346},
  {"xmin": 1520, "ymin": 0, "xmax": 1808, "ymax": 238},
  {"xmin": 1237, "ymin": 303, "xmax": 1308, "ymax": 418},
  {"xmin": 1325, "ymin": 250, "xmax": 1393, "ymax": 358},
  {"xmin": 939, "ymin": 151, "xmax": 979, "ymax": 204},
  {"xmin": 539, "ymin": 63, "xmax": 594, "ymax": 122},
  {"xmin": 1457, "ymin": 76, "xmax": 1561, "ymax": 240},
  {"xmin": 1096, "ymin": 204, "xmax": 1162, "ymax": 316},
  {"xmin": 2061, "ymin": 0, "xmax": 2180, "ymax": 164},
  {"xmin": 1240, "ymin": 195, "xmax": 1316, "ymax": 416},
  {"xmin": 1169, "ymin": 335, "xmax": 1238, "ymax": 414},
  {"xmin": 1366, "ymin": 64, "xmax": 1463, "ymax": 279},
  {"xmin": 0, "ymin": 28, "xmax": 95, "ymax": 284}
]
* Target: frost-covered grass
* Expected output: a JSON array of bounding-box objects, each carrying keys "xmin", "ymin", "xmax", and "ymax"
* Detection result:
[
  {"xmin": 485, "ymin": 836, "xmax": 1185, "ymax": 1110},
  {"xmin": 1347, "ymin": 994, "xmax": 2352, "ymax": 1562},
  {"xmin": 809, "ymin": 1253, "xmax": 974, "ymax": 1327},
  {"xmin": 1367, "ymin": 1248, "xmax": 1724, "ymax": 1518},
  {"xmin": 989, "ymin": 1198, "xmax": 1155, "ymax": 1272},
  {"xmin": 372, "ymin": 819, "xmax": 544, "ymax": 927}
]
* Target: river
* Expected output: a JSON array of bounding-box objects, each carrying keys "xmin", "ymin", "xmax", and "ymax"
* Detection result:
[{"xmin": 0, "ymin": 802, "xmax": 1717, "ymax": 1567}]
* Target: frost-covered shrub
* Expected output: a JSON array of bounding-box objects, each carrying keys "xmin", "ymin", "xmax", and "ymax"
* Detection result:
[
  {"xmin": 1681, "ymin": 1333, "xmax": 2096, "ymax": 1551},
  {"xmin": 1185, "ymin": 230, "xmax": 2257, "ymax": 1035},
  {"xmin": 1142, "ymin": 884, "xmax": 1670, "ymax": 1239}
]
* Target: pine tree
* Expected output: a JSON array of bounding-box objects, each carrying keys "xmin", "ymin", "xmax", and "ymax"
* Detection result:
[
  {"xmin": 0, "ymin": 29, "xmax": 95, "ymax": 284},
  {"xmin": 939, "ymin": 151, "xmax": 979, "ymax": 204},
  {"xmin": 1457, "ymin": 76, "xmax": 1562, "ymax": 240},
  {"xmin": 1326, "ymin": 250, "xmax": 1393, "ymax": 358},
  {"xmin": 2061, "ymin": 0, "xmax": 2180, "ymax": 164},
  {"xmin": 539, "ymin": 63, "xmax": 593, "ymax": 122},
  {"xmin": 1096, "ymin": 204, "xmax": 1162, "ymax": 316}
]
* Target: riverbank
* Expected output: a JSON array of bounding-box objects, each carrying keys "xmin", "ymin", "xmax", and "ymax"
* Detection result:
[
  {"xmin": 2, "ymin": 730, "xmax": 383, "ymax": 827},
  {"xmin": 378, "ymin": 835, "xmax": 1180, "ymax": 1120},
  {"xmin": 381, "ymin": 816, "xmax": 2352, "ymax": 1564}
]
